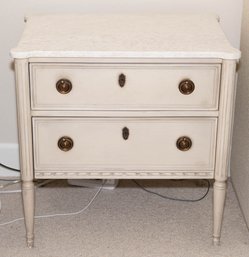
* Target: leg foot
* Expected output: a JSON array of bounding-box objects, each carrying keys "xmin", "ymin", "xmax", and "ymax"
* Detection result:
[
  {"xmin": 27, "ymin": 238, "xmax": 34, "ymax": 248},
  {"xmin": 22, "ymin": 181, "xmax": 35, "ymax": 248},
  {"xmin": 213, "ymin": 180, "xmax": 227, "ymax": 245},
  {"xmin": 213, "ymin": 236, "xmax": 220, "ymax": 246}
]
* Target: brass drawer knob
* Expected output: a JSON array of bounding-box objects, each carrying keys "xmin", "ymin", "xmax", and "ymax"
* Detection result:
[
  {"xmin": 119, "ymin": 73, "xmax": 126, "ymax": 87},
  {"xmin": 58, "ymin": 136, "xmax": 74, "ymax": 151},
  {"xmin": 176, "ymin": 136, "xmax": 192, "ymax": 151},
  {"xmin": 56, "ymin": 79, "xmax": 72, "ymax": 94},
  {"xmin": 179, "ymin": 79, "xmax": 195, "ymax": 95}
]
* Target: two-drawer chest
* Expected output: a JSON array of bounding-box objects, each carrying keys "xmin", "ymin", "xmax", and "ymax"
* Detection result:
[{"xmin": 11, "ymin": 14, "xmax": 241, "ymax": 247}]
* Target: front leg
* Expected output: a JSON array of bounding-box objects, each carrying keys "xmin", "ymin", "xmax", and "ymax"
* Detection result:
[
  {"xmin": 22, "ymin": 180, "xmax": 35, "ymax": 248},
  {"xmin": 213, "ymin": 180, "xmax": 227, "ymax": 245}
]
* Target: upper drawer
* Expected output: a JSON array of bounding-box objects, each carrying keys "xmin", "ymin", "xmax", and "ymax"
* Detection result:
[{"xmin": 30, "ymin": 63, "xmax": 221, "ymax": 111}]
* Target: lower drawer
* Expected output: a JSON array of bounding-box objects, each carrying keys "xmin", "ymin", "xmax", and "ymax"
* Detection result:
[{"xmin": 32, "ymin": 118, "xmax": 217, "ymax": 176}]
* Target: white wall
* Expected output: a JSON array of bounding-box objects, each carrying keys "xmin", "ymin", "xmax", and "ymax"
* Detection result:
[
  {"xmin": 0, "ymin": 0, "xmax": 243, "ymax": 175},
  {"xmin": 231, "ymin": 0, "xmax": 249, "ymax": 228}
]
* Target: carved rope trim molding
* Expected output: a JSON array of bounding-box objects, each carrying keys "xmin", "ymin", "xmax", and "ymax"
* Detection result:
[{"xmin": 35, "ymin": 171, "xmax": 213, "ymax": 178}]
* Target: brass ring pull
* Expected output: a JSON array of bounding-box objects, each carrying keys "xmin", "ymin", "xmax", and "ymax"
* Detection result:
[
  {"xmin": 122, "ymin": 127, "xmax": 129, "ymax": 140},
  {"xmin": 119, "ymin": 73, "xmax": 126, "ymax": 88},
  {"xmin": 56, "ymin": 79, "xmax": 72, "ymax": 94},
  {"xmin": 179, "ymin": 79, "xmax": 195, "ymax": 95},
  {"xmin": 58, "ymin": 136, "xmax": 74, "ymax": 152},
  {"xmin": 176, "ymin": 136, "xmax": 192, "ymax": 151}
]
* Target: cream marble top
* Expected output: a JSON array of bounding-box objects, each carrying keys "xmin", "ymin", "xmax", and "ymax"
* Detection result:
[{"xmin": 11, "ymin": 14, "xmax": 240, "ymax": 59}]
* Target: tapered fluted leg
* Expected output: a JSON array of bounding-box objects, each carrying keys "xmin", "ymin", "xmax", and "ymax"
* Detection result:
[
  {"xmin": 22, "ymin": 181, "xmax": 35, "ymax": 248},
  {"xmin": 213, "ymin": 180, "xmax": 227, "ymax": 245}
]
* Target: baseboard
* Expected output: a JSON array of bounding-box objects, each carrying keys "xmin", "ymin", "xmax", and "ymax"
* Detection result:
[{"xmin": 0, "ymin": 143, "xmax": 20, "ymax": 178}]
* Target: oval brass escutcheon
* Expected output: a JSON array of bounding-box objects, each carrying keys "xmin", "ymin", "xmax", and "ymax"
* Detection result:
[
  {"xmin": 56, "ymin": 79, "xmax": 72, "ymax": 94},
  {"xmin": 179, "ymin": 79, "xmax": 195, "ymax": 95},
  {"xmin": 58, "ymin": 136, "xmax": 74, "ymax": 152},
  {"xmin": 119, "ymin": 73, "xmax": 126, "ymax": 88},
  {"xmin": 122, "ymin": 127, "xmax": 129, "ymax": 140},
  {"xmin": 176, "ymin": 136, "xmax": 192, "ymax": 151}
]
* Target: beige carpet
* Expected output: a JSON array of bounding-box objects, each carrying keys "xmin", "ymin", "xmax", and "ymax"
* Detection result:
[{"xmin": 0, "ymin": 179, "xmax": 248, "ymax": 257}]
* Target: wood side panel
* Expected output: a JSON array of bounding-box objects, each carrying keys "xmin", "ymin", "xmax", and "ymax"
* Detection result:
[
  {"xmin": 14, "ymin": 59, "xmax": 34, "ymax": 181},
  {"xmin": 215, "ymin": 60, "xmax": 237, "ymax": 181}
]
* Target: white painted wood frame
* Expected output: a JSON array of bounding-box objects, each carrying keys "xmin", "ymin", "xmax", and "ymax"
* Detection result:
[{"xmin": 12, "ymin": 14, "xmax": 240, "ymax": 248}]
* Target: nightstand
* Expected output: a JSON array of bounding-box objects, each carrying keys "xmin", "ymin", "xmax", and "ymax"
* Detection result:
[{"xmin": 11, "ymin": 14, "xmax": 240, "ymax": 247}]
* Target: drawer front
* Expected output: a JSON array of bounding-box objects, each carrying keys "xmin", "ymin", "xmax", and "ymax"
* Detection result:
[
  {"xmin": 33, "ymin": 118, "xmax": 217, "ymax": 174},
  {"xmin": 30, "ymin": 63, "xmax": 220, "ymax": 110}
]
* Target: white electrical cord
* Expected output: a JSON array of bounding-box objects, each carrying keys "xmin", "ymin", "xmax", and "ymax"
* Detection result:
[
  {"xmin": 0, "ymin": 180, "xmax": 56, "ymax": 194},
  {"xmin": 0, "ymin": 180, "xmax": 21, "ymax": 194},
  {"xmin": 34, "ymin": 184, "xmax": 103, "ymax": 219},
  {"xmin": 0, "ymin": 180, "xmax": 20, "ymax": 189},
  {"xmin": 0, "ymin": 183, "xmax": 103, "ymax": 226},
  {"xmin": 0, "ymin": 180, "xmax": 22, "ymax": 194},
  {"xmin": 36, "ymin": 180, "xmax": 54, "ymax": 187},
  {"xmin": 0, "ymin": 215, "xmax": 23, "ymax": 226},
  {"xmin": 0, "ymin": 190, "xmax": 22, "ymax": 194}
]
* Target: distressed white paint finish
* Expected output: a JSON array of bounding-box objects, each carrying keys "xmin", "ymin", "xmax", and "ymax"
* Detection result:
[
  {"xmin": 14, "ymin": 59, "xmax": 34, "ymax": 181},
  {"xmin": 32, "ymin": 117, "xmax": 217, "ymax": 173},
  {"xmin": 22, "ymin": 181, "xmax": 35, "ymax": 248},
  {"xmin": 14, "ymin": 59, "xmax": 35, "ymax": 247},
  {"xmin": 12, "ymin": 14, "xmax": 239, "ymax": 247},
  {"xmin": 11, "ymin": 14, "xmax": 240, "ymax": 59},
  {"xmin": 30, "ymin": 110, "xmax": 219, "ymax": 117},
  {"xmin": 213, "ymin": 60, "xmax": 237, "ymax": 244},
  {"xmin": 215, "ymin": 61, "xmax": 237, "ymax": 181},
  {"xmin": 35, "ymin": 171, "xmax": 213, "ymax": 180},
  {"xmin": 1, "ymin": 0, "xmax": 243, "ymax": 153},
  {"xmin": 30, "ymin": 63, "xmax": 221, "ymax": 110}
]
